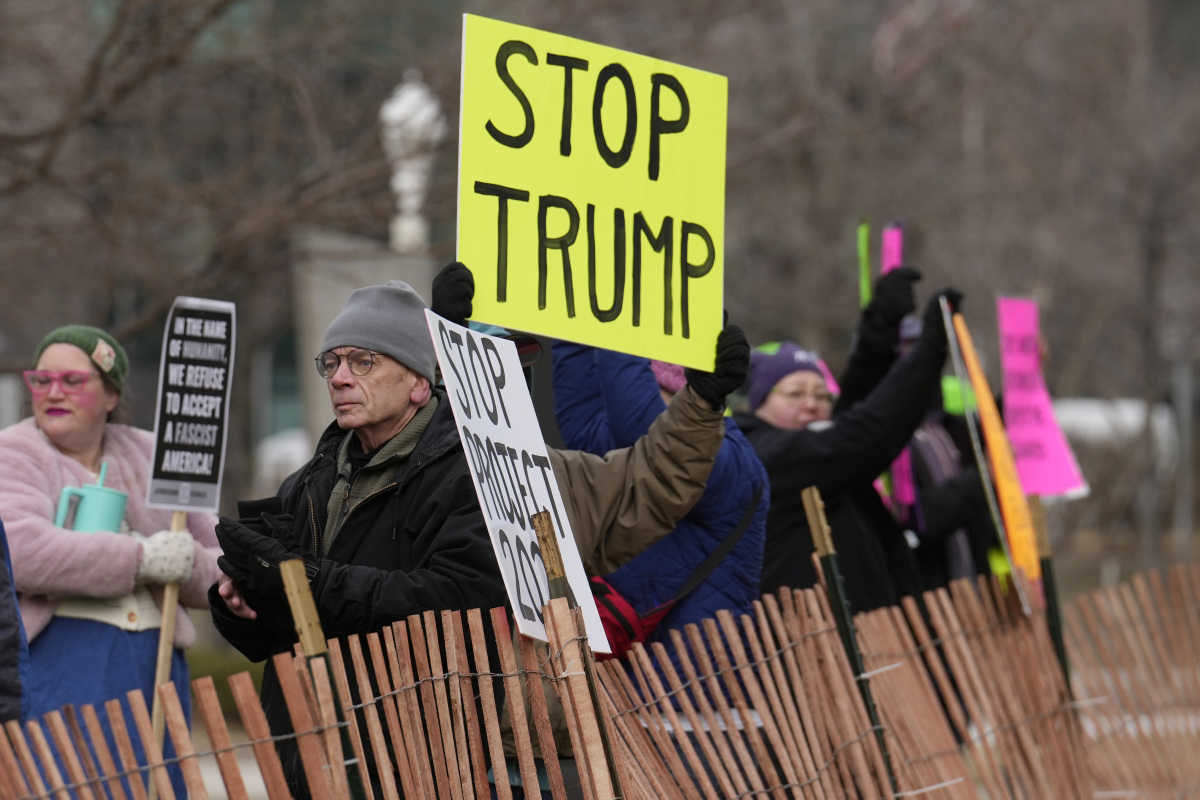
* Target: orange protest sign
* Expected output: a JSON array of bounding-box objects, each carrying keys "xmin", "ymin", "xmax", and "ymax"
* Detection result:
[{"xmin": 952, "ymin": 314, "xmax": 1043, "ymax": 600}]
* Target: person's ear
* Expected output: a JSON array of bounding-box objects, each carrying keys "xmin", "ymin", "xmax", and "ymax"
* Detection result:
[{"xmin": 410, "ymin": 375, "xmax": 432, "ymax": 405}]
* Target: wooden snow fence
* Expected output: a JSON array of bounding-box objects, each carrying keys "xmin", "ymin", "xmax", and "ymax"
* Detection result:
[
  {"xmin": 1065, "ymin": 563, "xmax": 1200, "ymax": 798},
  {"xmin": 3, "ymin": 566, "xmax": 1200, "ymax": 800}
]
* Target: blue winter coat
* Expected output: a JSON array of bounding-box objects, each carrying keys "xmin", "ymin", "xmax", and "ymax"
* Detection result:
[{"xmin": 553, "ymin": 342, "xmax": 768, "ymax": 648}]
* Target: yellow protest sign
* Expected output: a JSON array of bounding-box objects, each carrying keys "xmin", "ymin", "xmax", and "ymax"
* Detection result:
[
  {"xmin": 952, "ymin": 314, "xmax": 1043, "ymax": 598},
  {"xmin": 457, "ymin": 14, "xmax": 728, "ymax": 369}
]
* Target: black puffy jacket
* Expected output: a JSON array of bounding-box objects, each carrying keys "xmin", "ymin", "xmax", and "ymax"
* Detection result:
[{"xmin": 210, "ymin": 390, "xmax": 506, "ymax": 795}]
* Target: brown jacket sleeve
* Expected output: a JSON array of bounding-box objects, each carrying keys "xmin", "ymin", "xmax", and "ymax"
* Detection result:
[{"xmin": 547, "ymin": 385, "xmax": 725, "ymax": 576}]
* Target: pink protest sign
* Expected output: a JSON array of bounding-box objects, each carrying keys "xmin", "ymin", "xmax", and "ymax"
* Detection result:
[
  {"xmin": 881, "ymin": 223, "xmax": 903, "ymax": 273},
  {"xmin": 997, "ymin": 297, "xmax": 1089, "ymax": 499}
]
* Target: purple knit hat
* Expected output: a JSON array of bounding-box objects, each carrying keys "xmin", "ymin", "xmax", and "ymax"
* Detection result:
[
  {"xmin": 650, "ymin": 360, "xmax": 687, "ymax": 394},
  {"xmin": 747, "ymin": 342, "xmax": 823, "ymax": 410}
]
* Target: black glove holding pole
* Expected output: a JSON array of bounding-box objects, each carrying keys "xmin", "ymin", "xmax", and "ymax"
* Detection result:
[
  {"xmin": 431, "ymin": 261, "xmax": 474, "ymax": 326},
  {"xmin": 918, "ymin": 288, "xmax": 965, "ymax": 355},
  {"xmin": 684, "ymin": 322, "xmax": 750, "ymax": 411}
]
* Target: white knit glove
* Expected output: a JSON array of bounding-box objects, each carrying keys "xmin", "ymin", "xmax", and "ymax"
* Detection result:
[{"xmin": 136, "ymin": 530, "xmax": 195, "ymax": 585}]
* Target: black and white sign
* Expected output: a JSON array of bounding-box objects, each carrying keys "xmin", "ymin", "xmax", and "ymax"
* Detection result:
[
  {"xmin": 147, "ymin": 297, "xmax": 236, "ymax": 512},
  {"xmin": 426, "ymin": 310, "xmax": 609, "ymax": 651}
]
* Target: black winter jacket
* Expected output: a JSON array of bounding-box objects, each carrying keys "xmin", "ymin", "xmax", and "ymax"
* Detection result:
[
  {"xmin": 734, "ymin": 339, "xmax": 945, "ymax": 613},
  {"xmin": 210, "ymin": 390, "xmax": 506, "ymax": 795}
]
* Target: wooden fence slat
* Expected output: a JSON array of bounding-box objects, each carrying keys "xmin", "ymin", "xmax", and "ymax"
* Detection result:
[
  {"xmin": 271, "ymin": 652, "xmax": 333, "ymax": 800},
  {"xmin": 801, "ymin": 591, "xmax": 884, "ymax": 800},
  {"xmin": 61, "ymin": 706, "xmax": 104, "ymax": 799},
  {"xmin": 765, "ymin": 594, "xmax": 832, "ymax": 800},
  {"xmin": 353, "ymin": 632, "xmax": 404, "ymax": 800},
  {"xmin": 951, "ymin": 580, "xmax": 1050, "ymax": 796},
  {"xmin": 715, "ymin": 609, "xmax": 798, "ymax": 799},
  {"xmin": 80, "ymin": 704, "xmax": 127, "ymax": 800},
  {"xmin": 307, "ymin": 656, "xmax": 352, "ymax": 800},
  {"xmin": 444, "ymin": 610, "xmax": 492, "ymax": 800},
  {"xmin": 1063, "ymin": 602, "xmax": 1149, "ymax": 793},
  {"xmin": 227, "ymin": 672, "xmax": 293, "ymax": 800},
  {"xmin": 854, "ymin": 611, "xmax": 925, "ymax": 794},
  {"xmin": 407, "ymin": 614, "xmax": 459, "ymax": 800},
  {"xmin": 125, "ymin": 690, "xmax": 175, "ymax": 800},
  {"xmin": 750, "ymin": 599, "xmax": 823, "ymax": 800},
  {"xmin": 191, "ymin": 677, "xmax": 249, "ymax": 800},
  {"xmin": 515, "ymin": 633, "xmax": 565, "ymax": 800},
  {"xmin": 643, "ymin": 639, "xmax": 724, "ymax": 800},
  {"xmin": 25, "ymin": 718, "xmax": 71, "ymax": 800},
  {"xmin": 887, "ymin": 605, "xmax": 976, "ymax": 799},
  {"xmin": 491, "ymin": 609, "xmax": 549, "ymax": 800},
  {"xmin": 436, "ymin": 612, "xmax": 481, "ymax": 798},
  {"xmin": 1081, "ymin": 590, "xmax": 1176, "ymax": 785},
  {"xmin": 921, "ymin": 589, "xmax": 1008, "ymax": 799},
  {"xmin": 593, "ymin": 660, "xmax": 675, "ymax": 800},
  {"xmin": 390, "ymin": 620, "xmax": 438, "ymax": 800},
  {"xmin": 421, "ymin": 610, "xmax": 470, "ymax": 800},
  {"xmin": 154, "ymin": 682, "xmax": 207, "ymax": 800},
  {"xmin": 104, "ymin": 699, "xmax": 150, "ymax": 800},
  {"xmin": 7, "ymin": 719, "xmax": 48, "ymax": 800},
  {"xmin": 0, "ymin": 719, "xmax": 32, "ymax": 800},
  {"xmin": 44, "ymin": 710, "xmax": 97, "ymax": 800},
  {"xmin": 347, "ymin": 634, "xmax": 400, "ymax": 800},
  {"xmin": 467, "ymin": 610, "xmax": 511, "ymax": 800},
  {"xmin": 545, "ymin": 599, "xmax": 611, "ymax": 800},
  {"xmin": 323, "ymin": 642, "xmax": 379, "ymax": 800},
  {"xmin": 666, "ymin": 626, "xmax": 752, "ymax": 798},
  {"xmin": 779, "ymin": 589, "xmax": 844, "ymax": 800},
  {"xmin": 540, "ymin": 607, "xmax": 597, "ymax": 800},
  {"xmin": 623, "ymin": 644, "xmax": 699, "ymax": 800},
  {"xmin": 681, "ymin": 622, "xmax": 767, "ymax": 799},
  {"xmin": 651, "ymin": 637, "xmax": 739, "ymax": 800}
]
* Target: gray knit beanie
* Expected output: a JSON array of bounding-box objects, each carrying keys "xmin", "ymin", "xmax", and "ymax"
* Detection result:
[{"xmin": 320, "ymin": 281, "xmax": 436, "ymax": 384}]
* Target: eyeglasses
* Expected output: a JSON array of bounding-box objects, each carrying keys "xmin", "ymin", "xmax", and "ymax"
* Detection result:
[
  {"xmin": 773, "ymin": 387, "xmax": 834, "ymax": 405},
  {"xmin": 23, "ymin": 370, "xmax": 98, "ymax": 395},
  {"xmin": 315, "ymin": 349, "xmax": 385, "ymax": 379}
]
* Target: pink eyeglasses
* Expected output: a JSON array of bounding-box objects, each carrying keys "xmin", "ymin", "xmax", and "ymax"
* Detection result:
[{"xmin": 23, "ymin": 370, "xmax": 98, "ymax": 395}]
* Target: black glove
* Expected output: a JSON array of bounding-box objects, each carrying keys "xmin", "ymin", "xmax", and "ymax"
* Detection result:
[
  {"xmin": 867, "ymin": 266, "xmax": 921, "ymax": 329},
  {"xmin": 684, "ymin": 324, "xmax": 750, "ymax": 410},
  {"xmin": 215, "ymin": 514, "xmax": 309, "ymax": 598},
  {"xmin": 918, "ymin": 288, "xmax": 964, "ymax": 354},
  {"xmin": 855, "ymin": 266, "xmax": 921, "ymax": 357},
  {"xmin": 431, "ymin": 261, "xmax": 475, "ymax": 327}
]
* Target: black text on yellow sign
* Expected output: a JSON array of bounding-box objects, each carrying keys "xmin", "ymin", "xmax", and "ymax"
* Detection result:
[{"xmin": 458, "ymin": 14, "xmax": 728, "ymax": 369}]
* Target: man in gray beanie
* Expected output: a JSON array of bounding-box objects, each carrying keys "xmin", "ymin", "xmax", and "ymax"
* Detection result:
[{"xmin": 210, "ymin": 280, "xmax": 506, "ymax": 798}]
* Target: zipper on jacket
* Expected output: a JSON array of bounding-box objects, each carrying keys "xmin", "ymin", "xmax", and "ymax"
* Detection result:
[
  {"xmin": 306, "ymin": 494, "xmax": 319, "ymax": 557},
  {"xmin": 331, "ymin": 482, "xmax": 399, "ymax": 544}
]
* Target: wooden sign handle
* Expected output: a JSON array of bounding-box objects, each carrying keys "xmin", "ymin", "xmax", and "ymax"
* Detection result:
[{"xmin": 148, "ymin": 509, "xmax": 187, "ymax": 800}]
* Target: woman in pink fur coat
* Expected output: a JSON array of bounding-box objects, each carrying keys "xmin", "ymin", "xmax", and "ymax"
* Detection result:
[{"xmin": 0, "ymin": 325, "xmax": 221, "ymax": 795}]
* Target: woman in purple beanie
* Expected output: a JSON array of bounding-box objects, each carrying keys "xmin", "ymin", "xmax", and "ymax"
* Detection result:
[{"xmin": 732, "ymin": 277, "xmax": 962, "ymax": 613}]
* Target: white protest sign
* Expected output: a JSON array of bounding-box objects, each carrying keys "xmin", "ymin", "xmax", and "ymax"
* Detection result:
[
  {"xmin": 147, "ymin": 297, "xmax": 236, "ymax": 512},
  {"xmin": 426, "ymin": 310, "xmax": 609, "ymax": 651}
]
